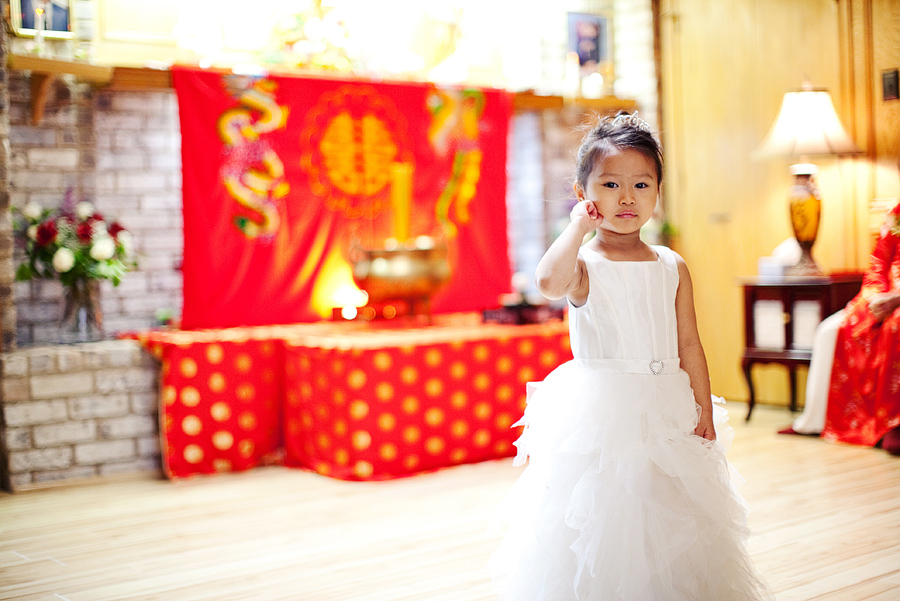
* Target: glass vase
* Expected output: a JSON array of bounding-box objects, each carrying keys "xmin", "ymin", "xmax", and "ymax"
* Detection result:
[{"xmin": 59, "ymin": 279, "xmax": 104, "ymax": 343}]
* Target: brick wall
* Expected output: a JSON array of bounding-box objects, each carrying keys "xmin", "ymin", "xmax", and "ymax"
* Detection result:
[
  {"xmin": 8, "ymin": 74, "xmax": 183, "ymax": 345},
  {"xmin": 4, "ymin": 340, "xmax": 160, "ymax": 489}
]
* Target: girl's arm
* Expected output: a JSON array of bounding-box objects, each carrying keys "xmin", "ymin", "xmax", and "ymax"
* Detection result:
[
  {"xmin": 673, "ymin": 253, "xmax": 715, "ymax": 442},
  {"xmin": 534, "ymin": 201, "xmax": 599, "ymax": 305}
]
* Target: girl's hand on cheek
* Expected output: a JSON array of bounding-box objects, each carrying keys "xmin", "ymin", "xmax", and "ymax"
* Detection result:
[{"xmin": 571, "ymin": 200, "xmax": 604, "ymax": 229}]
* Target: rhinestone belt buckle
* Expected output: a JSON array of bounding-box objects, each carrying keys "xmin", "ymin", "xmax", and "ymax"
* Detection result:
[{"xmin": 649, "ymin": 360, "xmax": 664, "ymax": 375}]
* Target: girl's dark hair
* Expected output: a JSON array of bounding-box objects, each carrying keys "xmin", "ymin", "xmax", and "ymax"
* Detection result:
[{"xmin": 574, "ymin": 112, "xmax": 663, "ymax": 191}]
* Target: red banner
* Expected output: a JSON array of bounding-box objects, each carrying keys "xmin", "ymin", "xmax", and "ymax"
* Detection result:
[{"xmin": 173, "ymin": 67, "xmax": 513, "ymax": 329}]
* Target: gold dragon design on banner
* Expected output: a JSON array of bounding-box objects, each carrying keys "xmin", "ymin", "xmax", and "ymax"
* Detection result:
[{"xmin": 217, "ymin": 77, "xmax": 290, "ymax": 239}]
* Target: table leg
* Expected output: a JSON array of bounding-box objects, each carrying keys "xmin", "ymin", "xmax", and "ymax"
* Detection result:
[{"xmin": 742, "ymin": 360, "xmax": 755, "ymax": 421}]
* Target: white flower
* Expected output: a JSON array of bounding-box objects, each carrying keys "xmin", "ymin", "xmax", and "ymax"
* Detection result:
[
  {"xmin": 89, "ymin": 237, "xmax": 116, "ymax": 261},
  {"xmin": 52, "ymin": 248, "xmax": 76, "ymax": 273},
  {"xmin": 75, "ymin": 202, "xmax": 96, "ymax": 220},
  {"xmin": 27, "ymin": 225, "xmax": 38, "ymax": 241},
  {"xmin": 117, "ymin": 231, "xmax": 133, "ymax": 256},
  {"xmin": 22, "ymin": 202, "xmax": 43, "ymax": 221}
]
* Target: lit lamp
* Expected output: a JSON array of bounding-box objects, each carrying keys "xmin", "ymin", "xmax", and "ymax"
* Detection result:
[{"xmin": 754, "ymin": 83, "xmax": 863, "ymax": 276}]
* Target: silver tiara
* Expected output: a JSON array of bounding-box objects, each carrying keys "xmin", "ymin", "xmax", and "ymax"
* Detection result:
[{"xmin": 611, "ymin": 111, "xmax": 652, "ymax": 133}]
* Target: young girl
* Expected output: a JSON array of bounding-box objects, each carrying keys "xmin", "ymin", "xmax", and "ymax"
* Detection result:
[{"xmin": 490, "ymin": 113, "xmax": 771, "ymax": 600}]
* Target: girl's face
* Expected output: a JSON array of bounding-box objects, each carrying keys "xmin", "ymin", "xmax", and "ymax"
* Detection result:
[{"xmin": 575, "ymin": 147, "xmax": 659, "ymax": 234}]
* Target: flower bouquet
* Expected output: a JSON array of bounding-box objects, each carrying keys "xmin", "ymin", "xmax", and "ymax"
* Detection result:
[{"xmin": 13, "ymin": 191, "xmax": 136, "ymax": 342}]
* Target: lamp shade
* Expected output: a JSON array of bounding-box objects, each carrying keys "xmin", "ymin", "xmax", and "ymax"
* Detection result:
[{"xmin": 754, "ymin": 87, "xmax": 863, "ymax": 158}]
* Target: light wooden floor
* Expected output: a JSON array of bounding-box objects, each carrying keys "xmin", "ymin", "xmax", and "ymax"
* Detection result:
[{"xmin": 2, "ymin": 403, "xmax": 899, "ymax": 601}]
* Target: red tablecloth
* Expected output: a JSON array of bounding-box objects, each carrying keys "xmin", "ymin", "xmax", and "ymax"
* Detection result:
[{"xmin": 126, "ymin": 315, "xmax": 571, "ymax": 480}]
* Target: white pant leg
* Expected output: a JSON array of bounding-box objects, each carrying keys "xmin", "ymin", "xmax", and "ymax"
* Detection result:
[{"xmin": 791, "ymin": 310, "xmax": 845, "ymax": 434}]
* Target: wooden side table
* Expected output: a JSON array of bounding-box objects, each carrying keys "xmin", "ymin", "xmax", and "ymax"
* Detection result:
[{"xmin": 740, "ymin": 273, "xmax": 863, "ymax": 420}]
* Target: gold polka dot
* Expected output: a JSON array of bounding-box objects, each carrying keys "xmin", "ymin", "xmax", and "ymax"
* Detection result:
[
  {"xmin": 450, "ymin": 448, "xmax": 467, "ymax": 463},
  {"xmin": 238, "ymin": 411, "xmax": 257, "ymax": 430},
  {"xmin": 181, "ymin": 386, "xmax": 201, "ymax": 407},
  {"xmin": 473, "ymin": 429, "xmax": 491, "ymax": 447},
  {"xmin": 331, "ymin": 359, "xmax": 345, "ymax": 374},
  {"xmin": 334, "ymin": 420, "xmax": 348, "ymax": 436},
  {"xmin": 496, "ymin": 356, "xmax": 513, "ymax": 373},
  {"xmin": 474, "ymin": 373, "xmax": 490, "ymax": 391},
  {"xmin": 315, "ymin": 462, "xmax": 332, "ymax": 476},
  {"xmin": 425, "ymin": 437, "xmax": 445, "ymax": 455},
  {"xmin": 333, "ymin": 389, "xmax": 347, "ymax": 404},
  {"xmin": 335, "ymin": 448, "xmax": 350, "ymax": 465},
  {"xmin": 235, "ymin": 353, "xmax": 253, "ymax": 373},
  {"xmin": 380, "ymin": 443, "xmax": 398, "ymax": 461},
  {"xmin": 403, "ymin": 455, "xmax": 420, "ymax": 470},
  {"xmin": 286, "ymin": 389, "xmax": 299, "ymax": 406},
  {"xmin": 373, "ymin": 351, "xmax": 392, "ymax": 371},
  {"xmin": 182, "ymin": 415, "xmax": 203, "ymax": 436},
  {"xmin": 210, "ymin": 402, "xmax": 231, "ymax": 421},
  {"xmin": 300, "ymin": 382, "xmax": 313, "ymax": 399},
  {"xmin": 400, "ymin": 366, "xmax": 418, "ymax": 384},
  {"xmin": 298, "ymin": 356, "xmax": 312, "ymax": 372},
  {"xmin": 496, "ymin": 384, "xmax": 514, "ymax": 402},
  {"xmin": 354, "ymin": 461, "xmax": 374, "ymax": 478},
  {"xmin": 206, "ymin": 343, "xmax": 225, "ymax": 365},
  {"xmin": 493, "ymin": 440, "xmax": 512, "ymax": 455},
  {"xmin": 260, "ymin": 341, "xmax": 275, "ymax": 356},
  {"xmin": 301, "ymin": 412, "xmax": 314, "ymax": 429},
  {"xmin": 540, "ymin": 350, "xmax": 558, "ymax": 367},
  {"xmin": 473, "ymin": 344, "xmax": 490, "ymax": 361},
  {"xmin": 378, "ymin": 413, "xmax": 397, "ymax": 431},
  {"xmin": 180, "ymin": 358, "xmax": 198, "ymax": 378},
  {"xmin": 212, "ymin": 430, "xmax": 234, "ymax": 450},
  {"xmin": 495, "ymin": 413, "xmax": 514, "ymax": 429},
  {"xmin": 425, "ymin": 378, "xmax": 444, "ymax": 397},
  {"xmin": 184, "ymin": 444, "xmax": 204, "ymax": 464},
  {"xmin": 376, "ymin": 382, "xmax": 394, "ymax": 401},
  {"xmin": 450, "ymin": 361, "xmax": 467, "ymax": 379},
  {"xmin": 209, "ymin": 373, "xmax": 226, "ymax": 393},
  {"xmin": 236, "ymin": 383, "xmax": 256, "ymax": 401},
  {"xmin": 450, "ymin": 391, "xmax": 468, "ymax": 408},
  {"xmin": 518, "ymin": 366, "xmax": 536, "ymax": 383},
  {"xmin": 317, "ymin": 433, "xmax": 332, "ymax": 449},
  {"xmin": 238, "ymin": 439, "xmax": 255, "ymax": 458},
  {"xmin": 348, "ymin": 369, "xmax": 367, "ymax": 389},
  {"xmin": 352, "ymin": 430, "xmax": 372, "ymax": 450},
  {"xmin": 425, "ymin": 407, "xmax": 445, "ymax": 427},
  {"xmin": 451, "ymin": 420, "xmax": 469, "ymax": 438},
  {"xmin": 474, "ymin": 402, "xmax": 491, "ymax": 420},
  {"xmin": 213, "ymin": 458, "xmax": 232, "ymax": 472},
  {"xmin": 402, "ymin": 396, "xmax": 419, "ymax": 414},
  {"xmin": 403, "ymin": 426, "xmax": 421, "ymax": 444},
  {"xmin": 561, "ymin": 336, "xmax": 571, "ymax": 351},
  {"xmin": 518, "ymin": 340, "xmax": 535, "ymax": 356},
  {"xmin": 287, "ymin": 419, "xmax": 301, "ymax": 436},
  {"xmin": 425, "ymin": 348, "xmax": 442, "ymax": 366},
  {"xmin": 163, "ymin": 386, "xmax": 177, "ymax": 406},
  {"xmin": 350, "ymin": 400, "xmax": 369, "ymax": 420}
]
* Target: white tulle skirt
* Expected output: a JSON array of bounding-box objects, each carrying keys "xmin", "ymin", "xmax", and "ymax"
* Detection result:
[{"xmin": 489, "ymin": 361, "xmax": 772, "ymax": 601}]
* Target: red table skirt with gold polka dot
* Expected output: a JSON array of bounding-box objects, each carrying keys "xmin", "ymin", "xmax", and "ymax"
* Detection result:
[{"xmin": 125, "ymin": 314, "xmax": 571, "ymax": 481}]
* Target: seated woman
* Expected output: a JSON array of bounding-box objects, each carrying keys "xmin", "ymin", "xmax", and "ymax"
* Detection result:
[{"xmin": 788, "ymin": 200, "xmax": 900, "ymax": 455}]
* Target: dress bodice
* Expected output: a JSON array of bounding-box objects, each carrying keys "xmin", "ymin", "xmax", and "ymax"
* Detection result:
[{"xmin": 568, "ymin": 245, "xmax": 680, "ymax": 362}]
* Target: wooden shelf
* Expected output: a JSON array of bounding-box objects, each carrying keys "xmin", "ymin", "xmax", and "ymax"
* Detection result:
[
  {"xmin": 7, "ymin": 53, "xmax": 114, "ymax": 123},
  {"xmin": 512, "ymin": 90, "xmax": 637, "ymax": 113}
]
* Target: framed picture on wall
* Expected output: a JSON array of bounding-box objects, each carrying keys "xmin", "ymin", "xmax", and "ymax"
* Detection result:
[
  {"xmin": 567, "ymin": 12, "xmax": 613, "ymax": 78},
  {"xmin": 8, "ymin": 0, "xmax": 73, "ymax": 39}
]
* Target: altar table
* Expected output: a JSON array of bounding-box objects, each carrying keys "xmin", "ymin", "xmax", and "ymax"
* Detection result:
[{"xmin": 127, "ymin": 315, "xmax": 571, "ymax": 480}]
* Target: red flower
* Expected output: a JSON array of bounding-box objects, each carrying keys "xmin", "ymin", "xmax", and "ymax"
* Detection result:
[
  {"xmin": 35, "ymin": 221, "xmax": 57, "ymax": 246},
  {"xmin": 77, "ymin": 222, "xmax": 94, "ymax": 242},
  {"xmin": 108, "ymin": 222, "xmax": 125, "ymax": 239}
]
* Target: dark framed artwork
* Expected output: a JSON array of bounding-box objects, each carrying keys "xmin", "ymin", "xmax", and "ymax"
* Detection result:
[
  {"xmin": 567, "ymin": 12, "xmax": 612, "ymax": 75},
  {"xmin": 9, "ymin": 0, "xmax": 73, "ymax": 39}
]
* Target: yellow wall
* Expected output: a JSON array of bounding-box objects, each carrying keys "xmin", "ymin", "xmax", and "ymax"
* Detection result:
[{"xmin": 659, "ymin": 0, "xmax": 900, "ymax": 405}]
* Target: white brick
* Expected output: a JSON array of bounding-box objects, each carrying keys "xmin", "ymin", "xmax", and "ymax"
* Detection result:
[
  {"xmin": 5, "ymin": 400, "xmax": 68, "ymax": 426},
  {"xmin": 69, "ymin": 394, "xmax": 130, "ymax": 419},
  {"xmin": 75, "ymin": 439, "xmax": 135, "ymax": 465},
  {"xmin": 28, "ymin": 352, "xmax": 56, "ymax": 374},
  {"xmin": 27, "ymin": 148, "xmax": 80, "ymax": 169},
  {"xmin": 7, "ymin": 428, "xmax": 33, "ymax": 451},
  {"xmin": 99, "ymin": 457, "xmax": 160, "ymax": 476},
  {"xmin": 3, "ymin": 377, "xmax": 31, "ymax": 402},
  {"xmin": 99, "ymin": 414, "xmax": 156, "ymax": 439},
  {"xmin": 137, "ymin": 435, "xmax": 161, "ymax": 457},
  {"xmin": 131, "ymin": 392, "xmax": 159, "ymax": 416},
  {"xmin": 34, "ymin": 421, "xmax": 98, "ymax": 446},
  {"xmin": 11, "ymin": 473, "xmax": 33, "ymax": 488},
  {"xmin": 56, "ymin": 349, "xmax": 86, "ymax": 372},
  {"xmin": 10, "ymin": 447, "xmax": 73, "ymax": 472},
  {"xmin": 110, "ymin": 92, "xmax": 168, "ymax": 113},
  {"xmin": 95, "ymin": 113, "xmax": 144, "ymax": 131},
  {"xmin": 31, "ymin": 373, "xmax": 94, "ymax": 399},
  {"xmin": 33, "ymin": 466, "xmax": 98, "ymax": 484},
  {"xmin": 4, "ymin": 353, "xmax": 29, "ymax": 377},
  {"xmin": 95, "ymin": 367, "xmax": 156, "ymax": 394},
  {"xmin": 118, "ymin": 172, "xmax": 168, "ymax": 191}
]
